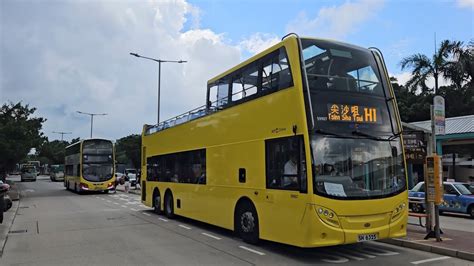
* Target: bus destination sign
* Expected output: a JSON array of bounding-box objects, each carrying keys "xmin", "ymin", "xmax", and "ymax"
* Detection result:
[{"xmin": 327, "ymin": 104, "xmax": 380, "ymax": 124}]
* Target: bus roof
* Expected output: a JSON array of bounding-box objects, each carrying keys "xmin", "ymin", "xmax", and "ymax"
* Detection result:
[{"xmin": 65, "ymin": 138, "xmax": 112, "ymax": 149}]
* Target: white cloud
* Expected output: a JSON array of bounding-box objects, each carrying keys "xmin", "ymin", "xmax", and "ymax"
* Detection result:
[
  {"xmin": 286, "ymin": 0, "xmax": 384, "ymax": 39},
  {"xmin": 457, "ymin": 0, "xmax": 474, "ymax": 10},
  {"xmin": 238, "ymin": 33, "xmax": 280, "ymax": 55},
  {"xmin": 0, "ymin": 0, "xmax": 241, "ymax": 142}
]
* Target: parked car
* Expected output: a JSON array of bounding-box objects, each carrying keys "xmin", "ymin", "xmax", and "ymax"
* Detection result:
[
  {"xmin": 20, "ymin": 165, "xmax": 37, "ymax": 182},
  {"xmin": 409, "ymin": 181, "xmax": 474, "ymax": 218},
  {"xmin": 50, "ymin": 164, "xmax": 65, "ymax": 182},
  {"xmin": 124, "ymin": 169, "xmax": 137, "ymax": 186}
]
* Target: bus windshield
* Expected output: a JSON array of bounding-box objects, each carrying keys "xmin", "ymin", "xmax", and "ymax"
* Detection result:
[
  {"xmin": 312, "ymin": 136, "xmax": 406, "ymax": 199},
  {"xmin": 83, "ymin": 164, "xmax": 114, "ymax": 182}
]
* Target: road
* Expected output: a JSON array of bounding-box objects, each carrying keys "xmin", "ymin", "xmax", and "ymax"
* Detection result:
[{"xmin": 0, "ymin": 175, "xmax": 471, "ymax": 265}]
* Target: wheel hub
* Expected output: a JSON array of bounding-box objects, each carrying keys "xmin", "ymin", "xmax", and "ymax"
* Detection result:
[{"xmin": 240, "ymin": 211, "xmax": 255, "ymax": 233}]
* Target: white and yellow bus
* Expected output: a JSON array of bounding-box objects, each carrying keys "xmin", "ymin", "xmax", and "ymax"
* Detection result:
[
  {"xmin": 64, "ymin": 139, "xmax": 115, "ymax": 193},
  {"xmin": 141, "ymin": 34, "xmax": 408, "ymax": 247}
]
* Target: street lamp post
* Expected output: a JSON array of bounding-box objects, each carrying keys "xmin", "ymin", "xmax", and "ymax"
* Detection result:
[
  {"xmin": 76, "ymin": 111, "xmax": 107, "ymax": 138},
  {"xmin": 130, "ymin": 52, "xmax": 186, "ymax": 125},
  {"xmin": 52, "ymin": 131, "xmax": 72, "ymax": 141}
]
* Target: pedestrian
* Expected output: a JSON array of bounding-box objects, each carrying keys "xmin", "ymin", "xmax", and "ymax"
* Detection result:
[{"xmin": 124, "ymin": 173, "xmax": 130, "ymax": 193}]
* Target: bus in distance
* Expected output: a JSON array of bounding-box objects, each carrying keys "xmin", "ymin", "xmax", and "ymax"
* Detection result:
[
  {"xmin": 64, "ymin": 139, "xmax": 115, "ymax": 193},
  {"xmin": 141, "ymin": 34, "xmax": 407, "ymax": 247}
]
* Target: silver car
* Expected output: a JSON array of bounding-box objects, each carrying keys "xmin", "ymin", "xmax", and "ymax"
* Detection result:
[{"xmin": 21, "ymin": 166, "xmax": 37, "ymax": 182}]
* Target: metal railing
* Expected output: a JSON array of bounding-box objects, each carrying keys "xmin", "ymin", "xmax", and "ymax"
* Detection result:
[{"xmin": 144, "ymin": 85, "xmax": 260, "ymax": 135}]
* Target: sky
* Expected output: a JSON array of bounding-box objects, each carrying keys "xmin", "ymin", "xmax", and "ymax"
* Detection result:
[{"xmin": 1, "ymin": 0, "xmax": 473, "ymax": 142}]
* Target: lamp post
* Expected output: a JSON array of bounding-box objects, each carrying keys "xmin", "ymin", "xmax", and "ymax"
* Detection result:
[
  {"xmin": 52, "ymin": 131, "xmax": 72, "ymax": 141},
  {"xmin": 130, "ymin": 52, "xmax": 186, "ymax": 125},
  {"xmin": 76, "ymin": 111, "xmax": 107, "ymax": 138}
]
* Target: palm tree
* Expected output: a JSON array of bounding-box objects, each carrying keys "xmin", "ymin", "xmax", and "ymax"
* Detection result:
[
  {"xmin": 400, "ymin": 40, "xmax": 462, "ymax": 94},
  {"xmin": 444, "ymin": 40, "xmax": 473, "ymax": 89}
]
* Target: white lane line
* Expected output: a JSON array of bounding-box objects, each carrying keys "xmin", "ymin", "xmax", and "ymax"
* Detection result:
[
  {"xmin": 121, "ymin": 205, "xmax": 127, "ymax": 208},
  {"xmin": 142, "ymin": 212, "xmax": 151, "ymax": 216},
  {"xmin": 106, "ymin": 200, "xmax": 112, "ymax": 203},
  {"xmin": 178, "ymin": 224, "xmax": 191, "ymax": 230},
  {"xmin": 113, "ymin": 202, "xmax": 119, "ymax": 205},
  {"xmin": 239, "ymin": 246, "xmax": 265, "ymax": 256},
  {"xmin": 158, "ymin": 218, "xmax": 168, "ymax": 222},
  {"xmin": 95, "ymin": 196, "xmax": 100, "ymax": 199},
  {"xmin": 130, "ymin": 208, "xmax": 138, "ymax": 211},
  {"xmin": 201, "ymin": 232, "xmax": 221, "ymax": 240},
  {"xmin": 411, "ymin": 256, "xmax": 451, "ymax": 265},
  {"xmin": 100, "ymin": 198, "xmax": 106, "ymax": 201}
]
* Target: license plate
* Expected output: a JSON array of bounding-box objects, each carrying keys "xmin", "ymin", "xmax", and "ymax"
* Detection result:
[{"xmin": 357, "ymin": 233, "xmax": 378, "ymax": 242}]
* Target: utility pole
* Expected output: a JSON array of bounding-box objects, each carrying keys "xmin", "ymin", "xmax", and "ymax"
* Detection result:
[
  {"xmin": 76, "ymin": 111, "xmax": 107, "ymax": 138},
  {"xmin": 52, "ymin": 131, "xmax": 72, "ymax": 141},
  {"xmin": 129, "ymin": 52, "xmax": 187, "ymax": 125}
]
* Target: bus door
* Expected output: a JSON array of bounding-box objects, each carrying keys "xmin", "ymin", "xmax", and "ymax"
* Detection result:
[{"xmin": 264, "ymin": 135, "xmax": 309, "ymax": 242}]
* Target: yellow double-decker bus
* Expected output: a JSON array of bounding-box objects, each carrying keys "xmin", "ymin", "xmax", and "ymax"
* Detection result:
[
  {"xmin": 141, "ymin": 34, "xmax": 408, "ymax": 247},
  {"xmin": 64, "ymin": 139, "xmax": 115, "ymax": 193}
]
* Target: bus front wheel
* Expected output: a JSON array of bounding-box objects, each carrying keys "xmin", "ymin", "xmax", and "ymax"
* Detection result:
[
  {"xmin": 164, "ymin": 192, "xmax": 175, "ymax": 219},
  {"xmin": 235, "ymin": 201, "xmax": 259, "ymax": 244}
]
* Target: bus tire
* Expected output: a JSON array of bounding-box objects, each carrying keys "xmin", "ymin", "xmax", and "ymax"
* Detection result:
[
  {"xmin": 164, "ymin": 191, "xmax": 175, "ymax": 219},
  {"xmin": 153, "ymin": 189, "xmax": 162, "ymax": 215},
  {"xmin": 235, "ymin": 200, "xmax": 259, "ymax": 244}
]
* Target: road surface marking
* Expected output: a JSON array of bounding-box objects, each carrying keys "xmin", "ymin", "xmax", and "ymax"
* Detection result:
[
  {"xmin": 238, "ymin": 246, "xmax": 265, "ymax": 256},
  {"xmin": 95, "ymin": 196, "xmax": 100, "ymax": 199},
  {"xmin": 130, "ymin": 208, "xmax": 138, "ymax": 211},
  {"xmin": 201, "ymin": 232, "xmax": 221, "ymax": 240},
  {"xmin": 142, "ymin": 212, "xmax": 151, "ymax": 216},
  {"xmin": 330, "ymin": 250, "xmax": 364, "ymax": 261},
  {"xmin": 121, "ymin": 205, "xmax": 127, "ymax": 208},
  {"xmin": 100, "ymin": 198, "xmax": 106, "ymax": 201},
  {"xmin": 106, "ymin": 200, "xmax": 112, "ymax": 203},
  {"xmin": 158, "ymin": 218, "xmax": 168, "ymax": 222},
  {"xmin": 178, "ymin": 224, "xmax": 191, "ymax": 230},
  {"xmin": 113, "ymin": 202, "xmax": 119, "ymax": 205},
  {"xmin": 411, "ymin": 256, "xmax": 451, "ymax": 264}
]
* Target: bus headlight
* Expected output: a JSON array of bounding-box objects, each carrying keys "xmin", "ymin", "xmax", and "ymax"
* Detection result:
[
  {"xmin": 315, "ymin": 205, "xmax": 341, "ymax": 228},
  {"xmin": 391, "ymin": 202, "xmax": 406, "ymax": 222}
]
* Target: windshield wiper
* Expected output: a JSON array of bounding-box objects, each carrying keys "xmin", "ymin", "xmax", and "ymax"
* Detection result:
[{"xmin": 351, "ymin": 130, "xmax": 395, "ymax": 141}]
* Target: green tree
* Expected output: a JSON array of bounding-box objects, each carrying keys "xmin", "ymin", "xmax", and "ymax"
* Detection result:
[
  {"xmin": 115, "ymin": 134, "xmax": 141, "ymax": 169},
  {"xmin": 0, "ymin": 102, "xmax": 46, "ymax": 180},
  {"xmin": 444, "ymin": 40, "xmax": 474, "ymax": 89},
  {"xmin": 400, "ymin": 40, "xmax": 462, "ymax": 94},
  {"xmin": 36, "ymin": 139, "xmax": 69, "ymax": 165}
]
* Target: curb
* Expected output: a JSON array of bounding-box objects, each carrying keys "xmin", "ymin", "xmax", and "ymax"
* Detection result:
[
  {"xmin": 0, "ymin": 190, "xmax": 20, "ymax": 257},
  {"xmin": 379, "ymin": 238, "xmax": 474, "ymax": 262}
]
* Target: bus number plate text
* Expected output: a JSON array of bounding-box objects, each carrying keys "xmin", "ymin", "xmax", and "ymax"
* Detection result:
[{"xmin": 357, "ymin": 233, "xmax": 378, "ymax": 242}]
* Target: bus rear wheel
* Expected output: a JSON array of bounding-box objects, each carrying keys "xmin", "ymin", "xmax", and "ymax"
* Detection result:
[
  {"xmin": 235, "ymin": 201, "xmax": 259, "ymax": 244},
  {"xmin": 164, "ymin": 192, "xmax": 175, "ymax": 219}
]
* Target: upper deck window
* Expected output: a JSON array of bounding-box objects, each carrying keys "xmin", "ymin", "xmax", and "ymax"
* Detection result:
[
  {"xmin": 207, "ymin": 47, "xmax": 293, "ymax": 110},
  {"xmin": 301, "ymin": 39, "xmax": 384, "ymax": 97}
]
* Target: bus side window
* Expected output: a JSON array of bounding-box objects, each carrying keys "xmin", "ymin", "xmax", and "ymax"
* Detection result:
[{"xmin": 265, "ymin": 136, "xmax": 306, "ymax": 192}]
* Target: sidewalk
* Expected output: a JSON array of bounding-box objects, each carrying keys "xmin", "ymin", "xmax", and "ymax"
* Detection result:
[{"xmin": 380, "ymin": 223, "xmax": 474, "ymax": 261}]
